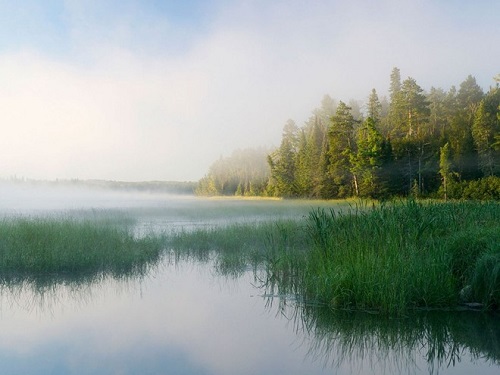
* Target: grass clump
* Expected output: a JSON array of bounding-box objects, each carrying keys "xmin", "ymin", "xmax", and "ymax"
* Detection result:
[
  {"xmin": 166, "ymin": 220, "xmax": 309, "ymax": 276},
  {"xmin": 144, "ymin": 199, "xmax": 500, "ymax": 314},
  {"xmin": 0, "ymin": 216, "xmax": 164, "ymax": 285},
  {"xmin": 266, "ymin": 200, "xmax": 500, "ymax": 314}
]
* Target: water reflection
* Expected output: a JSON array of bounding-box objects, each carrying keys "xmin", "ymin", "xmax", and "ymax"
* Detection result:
[
  {"xmin": 264, "ymin": 295, "xmax": 500, "ymax": 374},
  {"xmin": 0, "ymin": 255, "xmax": 499, "ymax": 374},
  {"xmin": 0, "ymin": 257, "xmax": 329, "ymax": 375}
]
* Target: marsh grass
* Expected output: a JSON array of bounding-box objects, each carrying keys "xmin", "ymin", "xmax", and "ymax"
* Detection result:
[
  {"xmin": 0, "ymin": 215, "xmax": 165, "ymax": 287},
  {"xmin": 164, "ymin": 200, "xmax": 500, "ymax": 313},
  {"xmin": 166, "ymin": 219, "xmax": 310, "ymax": 276},
  {"xmin": 277, "ymin": 200, "xmax": 500, "ymax": 314}
]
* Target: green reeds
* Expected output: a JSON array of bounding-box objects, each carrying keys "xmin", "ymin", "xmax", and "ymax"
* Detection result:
[
  {"xmin": 164, "ymin": 200, "xmax": 499, "ymax": 313},
  {"xmin": 273, "ymin": 200, "xmax": 500, "ymax": 314},
  {"xmin": 0, "ymin": 215, "xmax": 165, "ymax": 286},
  {"xmin": 166, "ymin": 220, "xmax": 309, "ymax": 276}
]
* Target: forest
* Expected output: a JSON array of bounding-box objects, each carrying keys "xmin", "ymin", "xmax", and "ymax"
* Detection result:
[{"xmin": 196, "ymin": 68, "xmax": 500, "ymax": 200}]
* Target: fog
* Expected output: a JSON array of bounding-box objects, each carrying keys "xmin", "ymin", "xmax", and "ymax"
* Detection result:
[
  {"xmin": 0, "ymin": 181, "xmax": 324, "ymax": 234},
  {"xmin": 0, "ymin": 0, "xmax": 499, "ymax": 181},
  {"xmin": 0, "ymin": 181, "xmax": 183, "ymax": 214}
]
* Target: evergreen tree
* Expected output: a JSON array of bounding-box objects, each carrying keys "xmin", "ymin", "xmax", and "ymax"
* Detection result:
[
  {"xmin": 306, "ymin": 116, "xmax": 328, "ymax": 197},
  {"xmin": 294, "ymin": 130, "xmax": 310, "ymax": 195},
  {"xmin": 439, "ymin": 142, "xmax": 452, "ymax": 200},
  {"xmin": 352, "ymin": 117, "xmax": 385, "ymax": 197},
  {"xmin": 472, "ymin": 87, "xmax": 500, "ymax": 176},
  {"xmin": 367, "ymin": 88, "xmax": 382, "ymax": 123},
  {"xmin": 448, "ymin": 75, "xmax": 484, "ymax": 180},
  {"xmin": 400, "ymin": 77, "xmax": 430, "ymax": 138},
  {"xmin": 457, "ymin": 75, "xmax": 484, "ymax": 115},
  {"xmin": 320, "ymin": 94, "xmax": 337, "ymax": 118},
  {"xmin": 349, "ymin": 99, "xmax": 363, "ymax": 122},
  {"xmin": 387, "ymin": 67, "xmax": 406, "ymax": 138},
  {"xmin": 315, "ymin": 132, "xmax": 335, "ymax": 198},
  {"xmin": 267, "ymin": 120, "xmax": 299, "ymax": 197},
  {"xmin": 427, "ymin": 87, "xmax": 448, "ymax": 140},
  {"xmin": 327, "ymin": 101, "xmax": 356, "ymax": 197}
]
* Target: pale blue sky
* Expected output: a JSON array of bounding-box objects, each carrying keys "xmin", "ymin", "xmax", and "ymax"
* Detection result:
[{"xmin": 0, "ymin": 0, "xmax": 499, "ymax": 181}]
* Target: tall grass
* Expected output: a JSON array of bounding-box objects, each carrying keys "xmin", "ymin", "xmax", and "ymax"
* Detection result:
[
  {"xmin": 269, "ymin": 200, "xmax": 500, "ymax": 314},
  {"xmin": 164, "ymin": 200, "xmax": 500, "ymax": 314},
  {"xmin": 0, "ymin": 215, "xmax": 165, "ymax": 286},
  {"xmin": 166, "ymin": 220, "xmax": 310, "ymax": 276}
]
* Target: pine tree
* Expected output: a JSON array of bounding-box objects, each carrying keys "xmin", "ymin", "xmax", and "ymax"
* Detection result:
[
  {"xmin": 388, "ymin": 68, "xmax": 406, "ymax": 138},
  {"xmin": 472, "ymin": 87, "xmax": 500, "ymax": 176},
  {"xmin": 400, "ymin": 77, "xmax": 430, "ymax": 138},
  {"xmin": 327, "ymin": 101, "xmax": 356, "ymax": 197},
  {"xmin": 427, "ymin": 87, "xmax": 447, "ymax": 140},
  {"xmin": 353, "ymin": 117, "xmax": 385, "ymax": 197},
  {"xmin": 448, "ymin": 75, "xmax": 484, "ymax": 180},
  {"xmin": 294, "ymin": 130, "xmax": 310, "ymax": 195},
  {"xmin": 439, "ymin": 142, "xmax": 452, "ymax": 200},
  {"xmin": 367, "ymin": 88, "xmax": 382, "ymax": 123},
  {"xmin": 307, "ymin": 116, "xmax": 328, "ymax": 197},
  {"xmin": 267, "ymin": 120, "xmax": 299, "ymax": 197}
]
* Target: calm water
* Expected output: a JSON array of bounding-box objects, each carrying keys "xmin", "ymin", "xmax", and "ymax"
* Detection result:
[
  {"xmin": 0, "ymin": 186, "xmax": 499, "ymax": 374},
  {"xmin": 1, "ymin": 257, "xmax": 499, "ymax": 375}
]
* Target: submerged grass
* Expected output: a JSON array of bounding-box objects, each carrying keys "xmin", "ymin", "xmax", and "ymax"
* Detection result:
[{"xmin": 0, "ymin": 215, "xmax": 165, "ymax": 286}]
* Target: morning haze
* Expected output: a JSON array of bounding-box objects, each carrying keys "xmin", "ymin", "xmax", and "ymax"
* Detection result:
[
  {"xmin": 0, "ymin": 0, "xmax": 498, "ymax": 182},
  {"xmin": 1, "ymin": 3, "xmax": 499, "ymax": 374}
]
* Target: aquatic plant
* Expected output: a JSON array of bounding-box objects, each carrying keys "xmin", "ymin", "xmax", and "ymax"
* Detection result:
[
  {"xmin": 165, "ymin": 200, "xmax": 500, "ymax": 313},
  {"xmin": 166, "ymin": 219, "xmax": 309, "ymax": 276},
  {"xmin": 0, "ymin": 215, "xmax": 164, "ymax": 287},
  {"xmin": 267, "ymin": 200, "xmax": 500, "ymax": 314},
  {"xmin": 176, "ymin": 198, "xmax": 495, "ymax": 314}
]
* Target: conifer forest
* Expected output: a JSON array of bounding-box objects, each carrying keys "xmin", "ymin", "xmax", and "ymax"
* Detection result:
[{"xmin": 197, "ymin": 68, "xmax": 500, "ymax": 200}]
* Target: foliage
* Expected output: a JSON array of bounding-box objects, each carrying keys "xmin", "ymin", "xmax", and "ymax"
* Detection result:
[
  {"xmin": 196, "ymin": 147, "xmax": 271, "ymax": 196},
  {"xmin": 198, "ymin": 68, "xmax": 500, "ymax": 200},
  {"xmin": 448, "ymin": 176, "xmax": 500, "ymax": 200},
  {"xmin": 165, "ymin": 199, "xmax": 500, "ymax": 314},
  {"xmin": 267, "ymin": 120, "xmax": 300, "ymax": 197},
  {"xmin": 263, "ymin": 200, "xmax": 500, "ymax": 314}
]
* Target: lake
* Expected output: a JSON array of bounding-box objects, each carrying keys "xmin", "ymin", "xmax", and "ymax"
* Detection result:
[{"xmin": 0, "ymin": 185, "xmax": 499, "ymax": 374}]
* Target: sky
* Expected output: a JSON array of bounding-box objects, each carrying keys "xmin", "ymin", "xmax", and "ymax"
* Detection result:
[{"xmin": 0, "ymin": 0, "xmax": 499, "ymax": 182}]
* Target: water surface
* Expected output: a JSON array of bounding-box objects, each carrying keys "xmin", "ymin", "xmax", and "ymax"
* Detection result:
[{"xmin": 0, "ymin": 187, "xmax": 498, "ymax": 374}]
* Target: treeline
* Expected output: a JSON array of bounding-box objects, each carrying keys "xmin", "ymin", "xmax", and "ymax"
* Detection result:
[
  {"xmin": 196, "ymin": 147, "xmax": 271, "ymax": 196},
  {"xmin": 197, "ymin": 68, "xmax": 500, "ymax": 199}
]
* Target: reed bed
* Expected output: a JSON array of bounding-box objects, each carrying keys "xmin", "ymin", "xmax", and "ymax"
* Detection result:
[
  {"xmin": 1, "ymin": 200, "xmax": 498, "ymax": 315},
  {"xmin": 269, "ymin": 200, "xmax": 500, "ymax": 314},
  {"xmin": 166, "ymin": 220, "xmax": 310, "ymax": 276},
  {"xmin": 0, "ymin": 215, "xmax": 164, "ymax": 286},
  {"xmin": 169, "ymin": 200, "xmax": 500, "ymax": 314}
]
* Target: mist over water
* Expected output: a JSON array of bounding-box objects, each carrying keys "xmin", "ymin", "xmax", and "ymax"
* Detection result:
[
  {"xmin": 0, "ymin": 181, "xmax": 193, "ymax": 214},
  {"xmin": 0, "ymin": 181, "xmax": 320, "ymax": 234}
]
